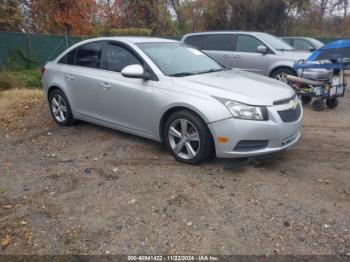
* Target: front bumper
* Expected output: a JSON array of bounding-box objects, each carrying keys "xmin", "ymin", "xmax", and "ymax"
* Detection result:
[
  {"xmin": 298, "ymin": 68, "xmax": 332, "ymax": 80},
  {"xmin": 208, "ymin": 102, "xmax": 303, "ymax": 158}
]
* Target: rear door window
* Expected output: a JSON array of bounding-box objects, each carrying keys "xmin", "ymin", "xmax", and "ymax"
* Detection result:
[
  {"xmin": 75, "ymin": 42, "xmax": 104, "ymax": 69},
  {"xmin": 236, "ymin": 35, "xmax": 264, "ymax": 53},
  {"xmin": 204, "ymin": 34, "xmax": 235, "ymax": 51}
]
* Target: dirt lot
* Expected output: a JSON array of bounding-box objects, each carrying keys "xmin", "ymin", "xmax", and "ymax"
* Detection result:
[{"xmin": 0, "ymin": 88, "xmax": 349, "ymax": 255}]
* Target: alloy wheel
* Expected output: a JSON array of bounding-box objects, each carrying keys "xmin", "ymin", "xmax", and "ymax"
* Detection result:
[
  {"xmin": 168, "ymin": 119, "xmax": 200, "ymax": 160},
  {"xmin": 51, "ymin": 94, "xmax": 67, "ymax": 122},
  {"xmin": 275, "ymin": 72, "xmax": 287, "ymax": 82}
]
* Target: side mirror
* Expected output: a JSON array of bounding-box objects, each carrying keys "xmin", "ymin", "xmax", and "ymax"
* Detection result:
[
  {"xmin": 257, "ymin": 45, "xmax": 268, "ymax": 54},
  {"xmin": 121, "ymin": 64, "xmax": 145, "ymax": 79},
  {"xmin": 308, "ymin": 47, "xmax": 316, "ymax": 52}
]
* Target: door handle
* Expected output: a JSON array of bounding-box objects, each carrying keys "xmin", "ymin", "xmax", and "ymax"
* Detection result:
[
  {"xmin": 100, "ymin": 82, "xmax": 111, "ymax": 90},
  {"xmin": 233, "ymin": 55, "xmax": 241, "ymax": 59},
  {"xmin": 66, "ymin": 74, "xmax": 74, "ymax": 80}
]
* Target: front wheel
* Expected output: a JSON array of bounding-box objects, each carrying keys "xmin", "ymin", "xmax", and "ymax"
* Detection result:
[
  {"xmin": 164, "ymin": 110, "xmax": 213, "ymax": 165},
  {"xmin": 270, "ymin": 67, "xmax": 297, "ymax": 82}
]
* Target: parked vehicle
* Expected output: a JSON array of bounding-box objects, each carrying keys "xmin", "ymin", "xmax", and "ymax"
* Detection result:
[
  {"xmin": 181, "ymin": 31, "xmax": 332, "ymax": 80},
  {"xmin": 42, "ymin": 37, "xmax": 303, "ymax": 164},
  {"xmin": 282, "ymin": 37, "xmax": 350, "ymax": 66},
  {"xmin": 281, "ymin": 37, "xmax": 324, "ymax": 52},
  {"xmin": 284, "ymin": 40, "xmax": 348, "ymax": 111}
]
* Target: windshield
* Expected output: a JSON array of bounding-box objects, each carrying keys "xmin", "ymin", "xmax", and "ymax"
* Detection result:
[
  {"xmin": 257, "ymin": 33, "xmax": 295, "ymax": 51},
  {"xmin": 137, "ymin": 42, "xmax": 224, "ymax": 77},
  {"xmin": 308, "ymin": 38, "xmax": 324, "ymax": 49}
]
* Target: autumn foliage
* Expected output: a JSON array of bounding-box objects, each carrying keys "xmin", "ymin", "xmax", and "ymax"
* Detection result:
[
  {"xmin": 30, "ymin": 0, "xmax": 97, "ymax": 35},
  {"xmin": 0, "ymin": 0, "xmax": 350, "ymax": 37}
]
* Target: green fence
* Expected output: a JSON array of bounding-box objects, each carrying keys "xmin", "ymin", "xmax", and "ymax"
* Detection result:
[
  {"xmin": 0, "ymin": 31, "xmax": 84, "ymax": 70},
  {"xmin": 0, "ymin": 31, "xmax": 347, "ymax": 70}
]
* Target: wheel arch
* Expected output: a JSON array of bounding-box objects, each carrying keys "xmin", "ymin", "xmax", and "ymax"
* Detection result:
[
  {"xmin": 47, "ymin": 85, "xmax": 75, "ymax": 117},
  {"xmin": 269, "ymin": 66, "xmax": 296, "ymax": 78},
  {"xmin": 158, "ymin": 105, "xmax": 212, "ymax": 143},
  {"xmin": 47, "ymin": 85, "xmax": 61, "ymax": 100},
  {"xmin": 47, "ymin": 85, "xmax": 70, "ymax": 102}
]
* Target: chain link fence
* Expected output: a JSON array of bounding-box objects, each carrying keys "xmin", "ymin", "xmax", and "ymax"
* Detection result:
[
  {"xmin": 0, "ymin": 31, "xmax": 344, "ymax": 71},
  {"xmin": 0, "ymin": 31, "xmax": 84, "ymax": 70}
]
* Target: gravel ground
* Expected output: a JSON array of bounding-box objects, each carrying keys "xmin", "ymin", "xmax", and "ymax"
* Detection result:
[{"xmin": 0, "ymin": 90, "xmax": 349, "ymax": 256}]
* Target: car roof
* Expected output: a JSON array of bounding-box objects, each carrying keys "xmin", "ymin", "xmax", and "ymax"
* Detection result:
[
  {"xmin": 183, "ymin": 31, "xmax": 268, "ymax": 37},
  {"xmin": 282, "ymin": 37, "xmax": 315, "ymax": 40},
  {"xmin": 83, "ymin": 36, "xmax": 178, "ymax": 44}
]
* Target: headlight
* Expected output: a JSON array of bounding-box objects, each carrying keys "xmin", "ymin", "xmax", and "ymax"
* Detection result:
[{"xmin": 215, "ymin": 98, "xmax": 269, "ymax": 121}]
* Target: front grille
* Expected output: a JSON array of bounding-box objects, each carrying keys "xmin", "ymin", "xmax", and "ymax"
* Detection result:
[
  {"xmin": 278, "ymin": 104, "xmax": 302, "ymax": 122},
  {"xmin": 234, "ymin": 140, "xmax": 269, "ymax": 152}
]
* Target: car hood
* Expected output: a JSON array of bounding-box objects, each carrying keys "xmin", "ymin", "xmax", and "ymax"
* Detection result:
[{"xmin": 172, "ymin": 69, "xmax": 296, "ymax": 106}]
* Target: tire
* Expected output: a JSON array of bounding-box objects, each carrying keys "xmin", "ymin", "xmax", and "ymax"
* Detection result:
[
  {"xmin": 164, "ymin": 110, "xmax": 213, "ymax": 165},
  {"xmin": 49, "ymin": 89, "xmax": 76, "ymax": 126},
  {"xmin": 270, "ymin": 67, "xmax": 297, "ymax": 81},
  {"xmin": 326, "ymin": 98, "xmax": 339, "ymax": 109},
  {"xmin": 311, "ymin": 99, "xmax": 325, "ymax": 111},
  {"xmin": 301, "ymin": 95, "xmax": 312, "ymax": 105}
]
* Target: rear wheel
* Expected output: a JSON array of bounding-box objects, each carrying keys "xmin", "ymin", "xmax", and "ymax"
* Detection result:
[
  {"xmin": 326, "ymin": 98, "xmax": 339, "ymax": 109},
  {"xmin": 49, "ymin": 89, "xmax": 76, "ymax": 126},
  {"xmin": 270, "ymin": 67, "xmax": 297, "ymax": 82},
  {"xmin": 164, "ymin": 110, "xmax": 213, "ymax": 165}
]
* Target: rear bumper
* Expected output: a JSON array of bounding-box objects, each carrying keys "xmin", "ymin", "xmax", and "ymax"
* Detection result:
[{"xmin": 208, "ymin": 103, "xmax": 303, "ymax": 158}]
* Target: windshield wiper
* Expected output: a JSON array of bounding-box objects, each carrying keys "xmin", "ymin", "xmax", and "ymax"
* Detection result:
[
  {"xmin": 169, "ymin": 68, "xmax": 228, "ymax": 77},
  {"xmin": 169, "ymin": 72, "xmax": 195, "ymax": 77},
  {"xmin": 196, "ymin": 68, "xmax": 229, "ymax": 75},
  {"xmin": 276, "ymin": 48, "xmax": 295, "ymax": 51}
]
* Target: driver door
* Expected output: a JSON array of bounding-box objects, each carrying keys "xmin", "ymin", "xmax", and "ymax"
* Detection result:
[
  {"xmin": 98, "ymin": 43, "xmax": 155, "ymax": 136},
  {"xmin": 232, "ymin": 34, "xmax": 268, "ymax": 75}
]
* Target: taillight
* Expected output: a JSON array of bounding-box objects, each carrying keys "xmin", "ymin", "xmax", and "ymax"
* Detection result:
[{"xmin": 41, "ymin": 67, "xmax": 46, "ymax": 77}]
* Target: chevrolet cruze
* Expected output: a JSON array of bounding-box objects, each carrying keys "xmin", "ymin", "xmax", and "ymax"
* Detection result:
[{"xmin": 42, "ymin": 37, "xmax": 303, "ymax": 164}]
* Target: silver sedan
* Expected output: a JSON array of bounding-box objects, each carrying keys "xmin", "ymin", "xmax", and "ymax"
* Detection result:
[{"xmin": 42, "ymin": 37, "xmax": 303, "ymax": 164}]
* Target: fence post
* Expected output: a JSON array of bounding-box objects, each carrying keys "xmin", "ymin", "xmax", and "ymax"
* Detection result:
[
  {"xmin": 65, "ymin": 32, "xmax": 69, "ymax": 49},
  {"xmin": 25, "ymin": 32, "xmax": 32, "ymax": 57}
]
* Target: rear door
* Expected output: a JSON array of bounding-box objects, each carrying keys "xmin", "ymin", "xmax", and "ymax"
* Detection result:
[
  {"xmin": 59, "ymin": 41, "xmax": 106, "ymax": 119},
  {"xmin": 201, "ymin": 34, "xmax": 236, "ymax": 68},
  {"xmin": 232, "ymin": 34, "xmax": 268, "ymax": 75}
]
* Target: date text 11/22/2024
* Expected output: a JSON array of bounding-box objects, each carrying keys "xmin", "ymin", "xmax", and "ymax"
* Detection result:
[{"xmin": 128, "ymin": 255, "xmax": 220, "ymax": 261}]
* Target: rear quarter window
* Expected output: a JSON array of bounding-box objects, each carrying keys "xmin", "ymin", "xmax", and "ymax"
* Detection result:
[{"xmin": 58, "ymin": 48, "xmax": 77, "ymax": 65}]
